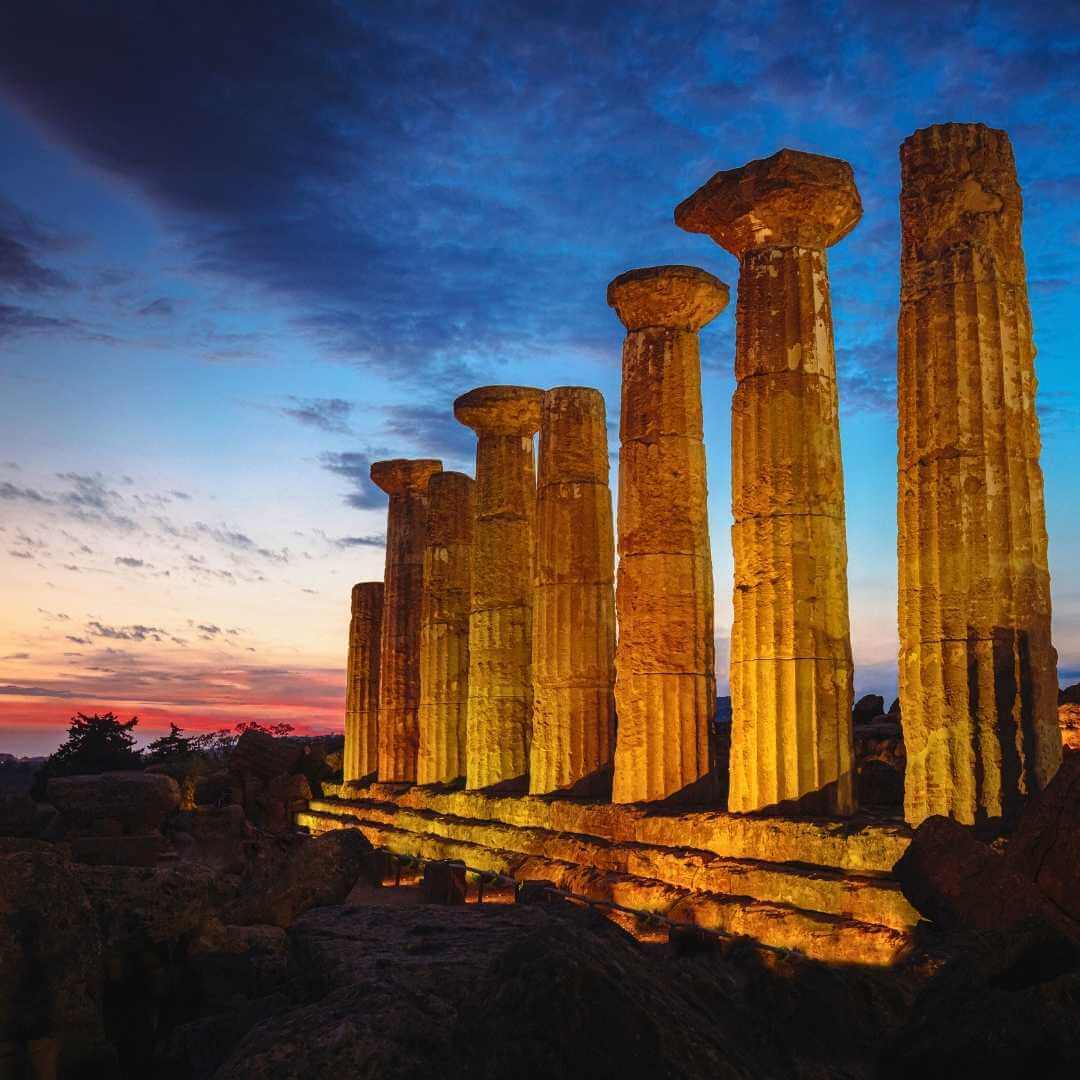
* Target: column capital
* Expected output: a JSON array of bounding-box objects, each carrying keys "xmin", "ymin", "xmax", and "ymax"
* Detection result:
[
  {"xmin": 370, "ymin": 458, "xmax": 442, "ymax": 496},
  {"xmin": 675, "ymin": 148, "xmax": 861, "ymax": 257},
  {"xmin": 454, "ymin": 385, "xmax": 543, "ymax": 436},
  {"xmin": 607, "ymin": 265, "xmax": 728, "ymax": 331}
]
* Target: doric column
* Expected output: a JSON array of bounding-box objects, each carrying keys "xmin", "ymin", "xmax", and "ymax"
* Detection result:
[
  {"xmin": 676, "ymin": 148, "xmax": 860, "ymax": 816},
  {"xmin": 343, "ymin": 581, "xmax": 383, "ymax": 783},
  {"xmin": 530, "ymin": 387, "xmax": 617, "ymax": 795},
  {"xmin": 370, "ymin": 457, "xmax": 443, "ymax": 782},
  {"xmin": 417, "ymin": 471, "xmax": 474, "ymax": 785},
  {"xmin": 607, "ymin": 266, "xmax": 728, "ymax": 804},
  {"xmin": 897, "ymin": 123, "xmax": 1062, "ymax": 827},
  {"xmin": 454, "ymin": 386, "xmax": 543, "ymax": 789}
]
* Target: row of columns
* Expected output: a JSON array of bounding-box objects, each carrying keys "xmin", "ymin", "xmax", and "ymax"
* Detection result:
[{"xmin": 343, "ymin": 122, "xmax": 1061, "ymax": 826}]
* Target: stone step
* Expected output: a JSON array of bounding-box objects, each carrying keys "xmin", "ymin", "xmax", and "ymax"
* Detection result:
[
  {"xmin": 321, "ymin": 781, "xmax": 912, "ymax": 874},
  {"xmin": 307, "ymin": 795, "xmax": 916, "ymax": 932},
  {"xmin": 299, "ymin": 807, "xmax": 910, "ymax": 966}
]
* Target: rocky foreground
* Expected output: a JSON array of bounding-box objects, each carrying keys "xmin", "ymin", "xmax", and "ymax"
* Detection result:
[{"xmin": 2, "ymin": 737, "xmax": 1079, "ymax": 1079}]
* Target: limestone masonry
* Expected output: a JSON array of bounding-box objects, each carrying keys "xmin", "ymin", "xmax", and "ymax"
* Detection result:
[
  {"xmin": 897, "ymin": 123, "xmax": 1062, "ymax": 826},
  {"xmin": 418, "ymin": 471, "xmax": 475, "ymax": 785},
  {"xmin": 607, "ymin": 265, "xmax": 729, "ymax": 804},
  {"xmin": 454, "ymin": 386, "xmax": 544, "ymax": 790},
  {"xmin": 343, "ymin": 581, "xmax": 383, "ymax": 783},
  {"xmin": 337, "ymin": 126, "xmax": 1065, "ymax": 937},
  {"xmin": 676, "ymin": 148, "xmax": 859, "ymax": 817},
  {"xmin": 370, "ymin": 458, "xmax": 443, "ymax": 783},
  {"xmin": 530, "ymin": 387, "xmax": 617, "ymax": 795}
]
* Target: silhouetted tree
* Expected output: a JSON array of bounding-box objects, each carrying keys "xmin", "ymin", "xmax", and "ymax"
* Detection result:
[
  {"xmin": 32, "ymin": 711, "xmax": 142, "ymax": 799},
  {"xmin": 145, "ymin": 722, "xmax": 194, "ymax": 761}
]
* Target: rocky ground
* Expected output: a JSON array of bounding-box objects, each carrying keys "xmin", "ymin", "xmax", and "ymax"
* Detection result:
[{"xmin": 2, "ymin": 731, "xmax": 1079, "ymax": 1078}]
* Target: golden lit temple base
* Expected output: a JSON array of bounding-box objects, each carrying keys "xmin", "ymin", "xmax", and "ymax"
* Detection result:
[{"xmin": 298, "ymin": 782, "xmax": 916, "ymax": 965}]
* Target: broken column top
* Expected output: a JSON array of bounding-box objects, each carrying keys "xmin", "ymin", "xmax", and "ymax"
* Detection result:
[
  {"xmin": 607, "ymin": 265, "xmax": 729, "ymax": 331},
  {"xmin": 453, "ymin": 385, "xmax": 544, "ymax": 435},
  {"xmin": 674, "ymin": 148, "xmax": 862, "ymax": 257},
  {"xmin": 351, "ymin": 581, "xmax": 384, "ymax": 612},
  {"xmin": 369, "ymin": 458, "xmax": 443, "ymax": 494},
  {"xmin": 539, "ymin": 386, "xmax": 609, "ymax": 486},
  {"xmin": 899, "ymin": 122, "xmax": 1024, "ymax": 287},
  {"xmin": 426, "ymin": 471, "xmax": 475, "ymax": 543}
]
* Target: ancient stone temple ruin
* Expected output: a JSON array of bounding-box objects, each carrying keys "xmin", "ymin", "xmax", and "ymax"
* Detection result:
[
  {"xmin": 312, "ymin": 122, "xmax": 1064, "ymax": 962},
  {"xmin": 676, "ymin": 149, "xmax": 859, "ymax": 817},
  {"xmin": 897, "ymin": 123, "xmax": 1062, "ymax": 827}
]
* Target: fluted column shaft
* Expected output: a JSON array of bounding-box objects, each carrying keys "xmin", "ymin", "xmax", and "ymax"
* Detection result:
[
  {"xmin": 530, "ymin": 387, "xmax": 616, "ymax": 795},
  {"xmin": 608, "ymin": 266, "xmax": 728, "ymax": 804},
  {"xmin": 371, "ymin": 458, "xmax": 443, "ymax": 782},
  {"xmin": 455, "ymin": 386, "xmax": 543, "ymax": 790},
  {"xmin": 676, "ymin": 148, "xmax": 862, "ymax": 816},
  {"xmin": 418, "ymin": 471, "xmax": 474, "ymax": 784},
  {"xmin": 898, "ymin": 123, "xmax": 1062, "ymax": 827},
  {"xmin": 728, "ymin": 246, "xmax": 855, "ymax": 814},
  {"xmin": 343, "ymin": 581, "xmax": 383, "ymax": 783}
]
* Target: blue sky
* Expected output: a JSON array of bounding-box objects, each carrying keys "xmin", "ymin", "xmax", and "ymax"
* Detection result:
[{"xmin": 1, "ymin": 0, "xmax": 1078, "ymax": 753}]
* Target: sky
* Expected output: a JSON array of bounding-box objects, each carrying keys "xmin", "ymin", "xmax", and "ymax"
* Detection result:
[{"xmin": 1, "ymin": 0, "xmax": 1079, "ymax": 756}]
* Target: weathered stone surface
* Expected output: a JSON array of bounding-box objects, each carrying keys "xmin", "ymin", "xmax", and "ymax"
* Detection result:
[
  {"xmin": 1006, "ymin": 752, "xmax": 1080, "ymax": 924},
  {"xmin": 418, "ymin": 471, "xmax": 474, "ymax": 785},
  {"xmin": 343, "ymin": 581, "xmax": 383, "ymax": 783},
  {"xmin": 454, "ymin": 386, "xmax": 542, "ymax": 790},
  {"xmin": 1060, "ymin": 704, "xmax": 1080, "ymax": 751},
  {"xmin": 0, "ymin": 850, "xmax": 115, "ymax": 1076},
  {"xmin": 371, "ymin": 457, "xmax": 443, "ymax": 782},
  {"xmin": 231, "ymin": 729, "xmax": 304, "ymax": 783},
  {"xmin": 675, "ymin": 148, "xmax": 861, "ymax": 254},
  {"xmin": 894, "ymin": 814, "xmax": 1079, "ymax": 940},
  {"xmin": 855, "ymin": 718, "xmax": 905, "ymax": 807},
  {"xmin": 608, "ymin": 266, "xmax": 727, "ymax": 804},
  {"xmin": 678, "ymin": 153, "xmax": 858, "ymax": 816},
  {"xmin": 47, "ymin": 771, "xmax": 181, "ymax": 836},
  {"xmin": 531, "ymin": 388, "xmax": 616, "ymax": 795},
  {"xmin": 897, "ymin": 123, "xmax": 1062, "ymax": 827}
]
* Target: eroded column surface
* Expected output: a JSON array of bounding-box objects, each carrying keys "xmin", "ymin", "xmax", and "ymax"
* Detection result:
[
  {"xmin": 418, "ymin": 471, "xmax": 474, "ymax": 785},
  {"xmin": 896, "ymin": 123, "xmax": 1061, "ymax": 827},
  {"xmin": 607, "ymin": 266, "xmax": 728, "ymax": 804},
  {"xmin": 454, "ymin": 386, "xmax": 543, "ymax": 790},
  {"xmin": 530, "ymin": 387, "xmax": 616, "ymax": 795},
  {"xmin": 343, "ymin": 581, "xmax": 384, "ymax": 783},
  {"xmin": 371, "ymin": 458, "xmax": 443, "ymax": 782},
  {"xmin": 677, "ymin": 148, "xmax": 859, "ymax": 816}
]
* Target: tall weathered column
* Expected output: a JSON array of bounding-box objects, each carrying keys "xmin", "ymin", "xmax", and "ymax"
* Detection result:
[
  {"xmin": 530, "ymin": 387, "xmax": 617, "ymax": 795},
  {"xmin": 370, "ymin": 458, "xmax": 443, "ymax": 782},
  {"xmin": 897, "ymin": 123, "xmax": 1062, "ymax": 827},
  {"xmin": 343, "ymin": 581, "xmax": 384, "ymax": 783},
  {"xmin": 417, "ymin": 471, "xmax": 474, "ymax": 785},
  {"xmin": 454, "ymin": 386, "xmax": 543, "ymax": 790},
  {"xmin": 676, "ymin": 149, "xmax": 860, "ymax": 816},
  {"xmin": 607, "ymin": 266, "xmax": 728, "ymax": 804}
]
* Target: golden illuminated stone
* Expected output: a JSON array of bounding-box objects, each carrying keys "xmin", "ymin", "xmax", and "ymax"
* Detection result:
[
  {"xmin": 418, "ymin": 471, "xmax": 475, "ymax": 785},
  {"xmin": 530, "ymin": 387, "xmax": 616, "ymax": 795},
  {"xmin": 454, "ymin": 386, "xmax": 543, "ymax": 789},
  {"xmin": 897, "ymin": 123, "xmax": 1062, "ymax": 826},
  {"xmin": 370, "ymin": 457, "xmax": 443, "ymax": 782},
  {"xmin": 677, "ymin": 148, "xmax": 859, "ymax": 816},
  {"xmin": 607, "ymin": 266, "xmax": 728, "ymax": 803},
  {"xmin": 343, "ymin": 581, "xmax": 383, "ymax": 783}
]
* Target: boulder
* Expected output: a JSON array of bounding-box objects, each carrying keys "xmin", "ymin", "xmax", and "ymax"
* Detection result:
[
  {"xmin": 885, "ymin": 921, "xmax": 1080, "ymax": 1078},
  {"xmin": 47, "ymin": 771, "xmax": 181, "ymax": 836},
  {"xmin": 170, "ymin": 804, "xmax": 256, "ymax": 869},
  {"xmin": 1006, "ymin": 752, "xmax": 1080, "ymax": 923},
  {"xmin": 852, "ymin": 694, "xmax": 885, "ymax": 725},
  {"xmin": 854, "ymin": 718, "xmax": 905, "ymax": 807},
  {"xmin": 254, "ymin": 773, "xmax": 312, "ymax": 834},
  {"xmin": 894, "ymin": 815, "xmax": 1080, "ymax": 940},
  {"xmin": 230, "ymin": 731, "xmax": 304, "ymax": 784},
  {"xmin": 1059, "ymin": 682, "xmax": 1080, "ymax": 705},
  {"xmin": 223, "ymin": 829, "xmax": 374, "ymax": 928},
  {"xmin": 0, "ymin": 793, "xmax": 57, "ymax": 839},
  {"xmin": 0, "ymin": 849, "xmax": 116, "ymax": 1076}
]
